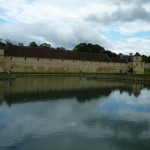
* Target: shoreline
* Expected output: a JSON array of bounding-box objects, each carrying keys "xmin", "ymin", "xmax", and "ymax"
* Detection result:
[
  {"xmin": 0, "ymin": 73, "xmax": 150, "ymax": 81},
  {"xmin": 85, "ymin": 74, "xmax": 150, "ymax": 82}
]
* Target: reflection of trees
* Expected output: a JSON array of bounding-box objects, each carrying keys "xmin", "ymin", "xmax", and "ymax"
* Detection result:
[
  {"xmin": 5, "ymin": 88, "xmax": 110, "ymax": 106},
  {"xmin": 0, "ymin": 77, "xmax": 150, "ymax": 106},
  {"xmin": 3, "ymin": 86, "xmax": 146, "ymax": 106}
]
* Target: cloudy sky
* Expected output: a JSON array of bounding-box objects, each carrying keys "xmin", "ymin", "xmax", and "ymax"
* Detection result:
[{"xmin": 0, "ymin": 0, "xmax": 150, "ymax": 55}]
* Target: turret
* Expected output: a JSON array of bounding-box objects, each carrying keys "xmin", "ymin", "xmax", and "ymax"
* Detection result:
[{"xmin": 131, "ymin": 52, "xmax": 144, "ymax": 74}]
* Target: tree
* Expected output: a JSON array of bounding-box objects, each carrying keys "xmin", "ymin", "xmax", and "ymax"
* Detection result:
[
  {"xmin": 5, "ymin": 39, "xmax": 12, "ymax": 46},
  {"xmin": 29, "ymin": 41, "xmax": 38, "ymax": 47},
  {"xmin": 0, "ymin": 38, "xmax": 6, "ymax": 48},
  {"xmin": 56, "ymin": 47, "xmax": 66, "ymax": 50},
  {"xmin": 73, "ymin": 43, "xmax": 120, "ymax": 58},
  {"xmin": 73, "ymin": 43, "xmax": 93, "ymax": 52},
  {"xmin": 105, "ymin": 50, "xmax": 119, "ymax": 58},
  {"xmin": 73, "ymin": 43, "xmax": 106, "ymax": 53},
  {"xmin": 39, "ymin": 43, "xmax": 51, "ymax": 48},
  {"xmin": 18, "ymin": 42, "xmax": 24, "ymax": 46}
]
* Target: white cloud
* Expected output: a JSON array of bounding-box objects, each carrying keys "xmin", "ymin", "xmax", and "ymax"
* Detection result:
[
  {"xmin": 113, "ymin": 37, "xmax": 150, "ymax": 55},
  {"xmin": 0, "ymin": 0, "xmax": 150, "ymax": 55},
  {"xmin": 117, "ymin": 21, "xmax": 150, "ymax": 35}
]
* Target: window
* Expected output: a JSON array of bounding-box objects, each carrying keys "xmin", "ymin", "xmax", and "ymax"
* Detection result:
[
  {"xmin": 73, "ymin": 60, "xmax": 74, "ymax": 63},
  {"xmin": 37, "ymin": 58, "xmax": 39, "ymax": 61},
  {"xmin": 25, "ymin": 57, "xmax": 26, "ymax": 60},
  {"xmin": 11, "ymin": 57, "xmax": 12, "ymax": 60},
  {"xmin": 136, "ymin": 63, "xmax": 138, "ymax": 66},
  {"xmin": 136, "ymin": 57, "xmax": 138, "ymax": 60},
  {"xmin": 25, "ymin": 67, "xmax": 26, "ymax": 69},
  {"xmin": 62, "ymin": 60, "xmax": 63, "ymax": 62}
]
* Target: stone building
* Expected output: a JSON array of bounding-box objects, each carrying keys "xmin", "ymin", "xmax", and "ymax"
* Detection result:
[{"xmin": 0, "ymin": 45, "xmax": 144, "ymax": 74}]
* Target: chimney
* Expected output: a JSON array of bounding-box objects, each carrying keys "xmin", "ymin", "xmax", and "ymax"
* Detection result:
[{"xmin": 130, "ymin": 53, "xmax": 133, "ymax": 57}]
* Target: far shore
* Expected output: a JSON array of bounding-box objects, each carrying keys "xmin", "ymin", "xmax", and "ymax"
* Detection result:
[{"xmin": 0, "ymin": 72, "xmax": 150, "ymax": 82}]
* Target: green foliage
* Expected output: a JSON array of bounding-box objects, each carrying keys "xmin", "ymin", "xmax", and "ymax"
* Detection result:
[
  {"xmin": 39, "ymin": 43, "xmax": 51, "ymax": 48},
  {"xmin": 5, "ymin": 39, "xmax": 12, "ymax": 46},
  {"xmin": 18, "ymin": 42, "xmax": 24, "ymax": 46},
  {"xmin": 29, "ymin": 41, "xmax": 38, "ymax": 47},
  {"xmin": 73, "ymin": 43, "xmax": 105, "ymax": 53},
  {"xmin": 0, "ymin": 38, "xmax": 24, "ymax": 48},
  {"xmin": 142, "ymin": 55, "xmax": 150, "ymax": 63},
  {"xmin": 73, "ymin": 43, "xmax": 119, "ymax": 58},
  {"xmin": 145, "ymin": 69, "xmax": 150, "ymax": 74},
  {"xmin": 105, "ymin": 50, "xmax": 119, "ymax": 58},
  {"xmin": 56, "ymin": 47, "xmax": 66, "ymax": 50},
  {"xmin": 0, "ymin": 39, "xmax": 6, "ymax": 48}
]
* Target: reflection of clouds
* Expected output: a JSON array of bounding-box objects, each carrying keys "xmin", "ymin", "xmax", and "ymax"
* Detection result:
[
  {"xmin": 0, "ymin": 98, "xmax": 103, "ymax": 147},
  {"xmin": 140, "ymin": 129, "xmax": 150, "ymax": 139},
  {"xmin": 0, "ymin": 88, "xmax": 150, "ymax": 149},
  {"xmin": 99, "ymin": 89, "xmax": 150, "ymax": 121},
  {"xmin": 111, "ymin": 89, "xmax": 150, "ymax": 106}
]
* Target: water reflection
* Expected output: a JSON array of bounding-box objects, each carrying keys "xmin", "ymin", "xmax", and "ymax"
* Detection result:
[
  {"xmin": 0, "ymin": 76, "xmax": 150, "ymax": 150},
  {"xmin": 0, "ymin": 76, "xmax": 149, "ymax": 105}
]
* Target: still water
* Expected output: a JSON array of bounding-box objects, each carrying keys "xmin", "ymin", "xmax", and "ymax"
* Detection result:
[{"xmin": 0, "ymin": 76, "xmax": 150, "ymax": 150}]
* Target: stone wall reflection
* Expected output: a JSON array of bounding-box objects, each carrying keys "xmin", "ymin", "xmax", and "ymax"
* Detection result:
[{"xmin": 0, "ymin": 76, "xmax": 149, "ymax": 105}]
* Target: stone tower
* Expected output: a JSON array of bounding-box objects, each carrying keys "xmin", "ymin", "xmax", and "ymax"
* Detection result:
[{"xmin": 131, "ymin": 52, "xmax": 144, "ymax": 74}]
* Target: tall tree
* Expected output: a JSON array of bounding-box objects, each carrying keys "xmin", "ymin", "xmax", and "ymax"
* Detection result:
[
  {"xmin": 39, "ymin": 43, "xmax": 51, "ymax": 48},
  {"xmin": 73, "ymin": 43, "xmax": 105, "ymax": 53},
  {"xmin": 29, "ymin": 41, "xmax": 38, "ymax": 47},
  {"xmin": 56, "ymin": 47, "xmax": 66, "ymax": 50},
  {"xmin": 5, "ymin": 39, "xmax": 12, "ymax": 46},
  {"xmin": 73, "ymin": 43, "xmax": 119, "ymax": 58},
  {"xmin": 73, "ymin": 43, "xmax": 93, "ymax": 52},
  {"xmin": 0, "ymin": 39, "xmax": 6, "ymax": 48},
  {"xmin": 18, "ymin": 42, "xmax": 24, "ymax": 46}
]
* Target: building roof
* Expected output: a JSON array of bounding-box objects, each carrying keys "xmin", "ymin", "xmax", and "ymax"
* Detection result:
[
  {"xmin": 134, "ymin": 52, "xmax": 141, "ymax": 57},
  {"xmin": 5, "ymin": 45, "xmax": 111, "ymax": 62},
  {"xmin": 110, "ymin": 58, "xmax": 127, "ymax": 63},
  {"xmin": 4, "ymin": 46, "xmax": 131, "ymax": 63}
]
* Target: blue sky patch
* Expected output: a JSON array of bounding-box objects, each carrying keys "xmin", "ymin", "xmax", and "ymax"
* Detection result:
[
  {"xmin": 0, "ymin": 18, "xmax": 8, "ymax": 24},
  {"xmin": 102, "ymin": 30, "xmax": 150, "ymax": 42}
]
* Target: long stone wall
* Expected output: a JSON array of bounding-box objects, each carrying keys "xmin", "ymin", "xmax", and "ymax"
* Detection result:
[
  {"xmin": 4, "ymin": 56, "xmax": 129, "ymax": 73},
  {"xmin": 0, "ymin": 48, "xmax": 145, "ymax": 74}
]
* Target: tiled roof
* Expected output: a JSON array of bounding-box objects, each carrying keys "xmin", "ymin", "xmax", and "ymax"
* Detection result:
[
  {"xmin": 4, "ymin": 45, "xmax": 111, "ymax": 62},
  {"xmin": 110, "ymin": 58, "xmax": 127, "ymax": 63}
]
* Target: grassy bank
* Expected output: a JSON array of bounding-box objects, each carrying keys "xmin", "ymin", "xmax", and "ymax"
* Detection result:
[
  {"xmin": 145, "ymin": 69, "xmax": 150, "ymax": 75},
  {"xmin": 0, "ymin": 72, "xmax": 7, "ymax": 77},
  {"xmin": 0, "ymin": 71, "xmax": 150, "ymax": 79}
]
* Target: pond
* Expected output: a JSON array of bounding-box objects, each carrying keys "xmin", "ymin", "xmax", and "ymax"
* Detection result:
[{"xmin": 0, "ymin": 76, "xmax": 150, "ymax": 150}]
